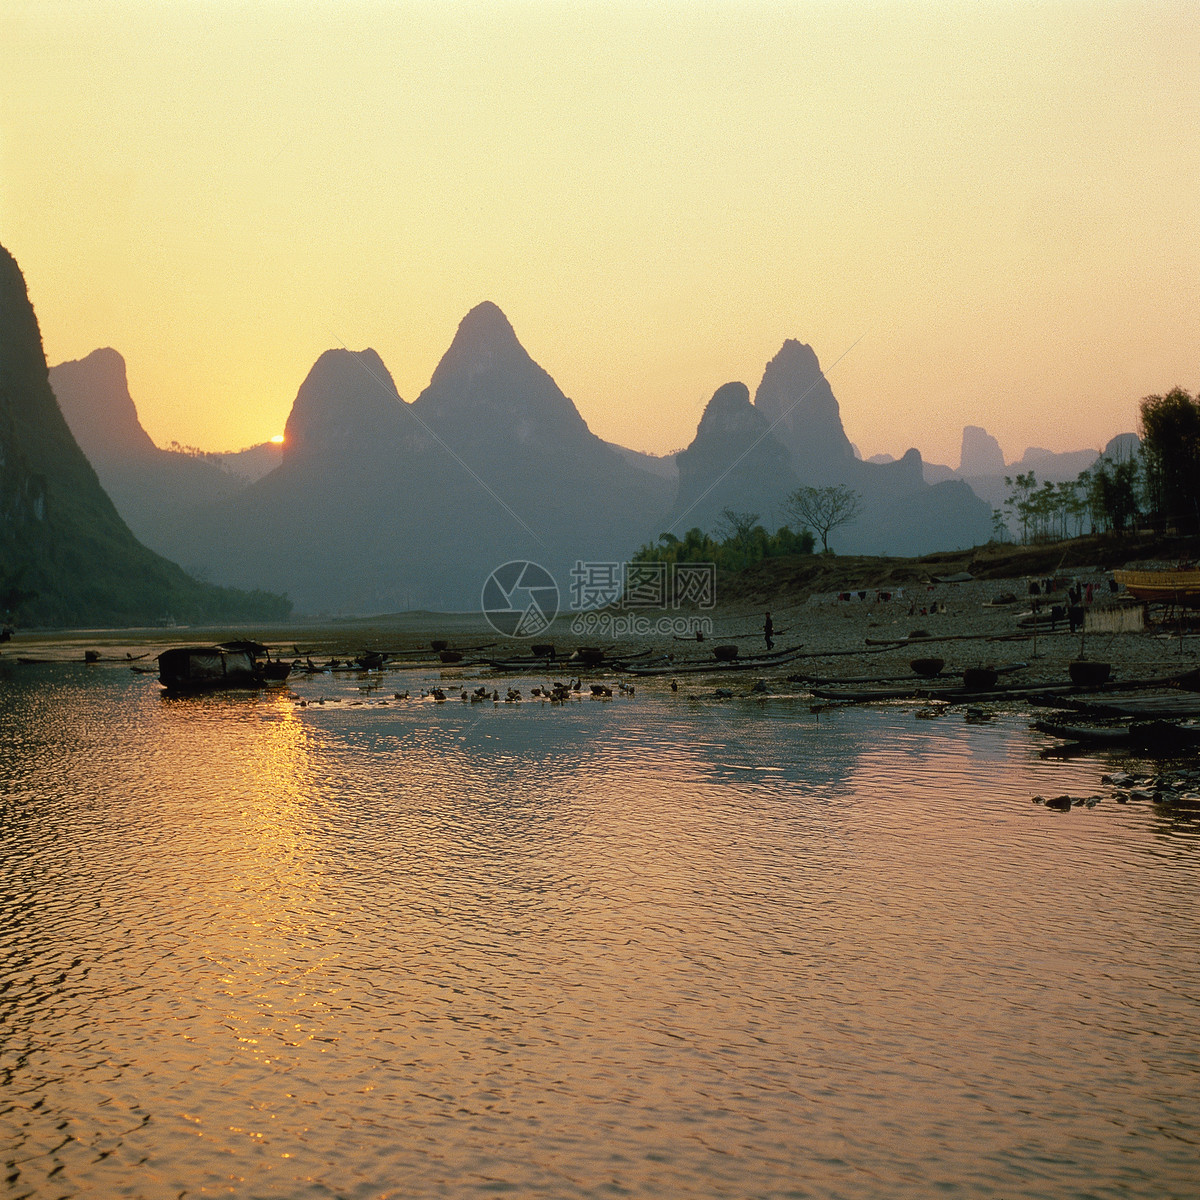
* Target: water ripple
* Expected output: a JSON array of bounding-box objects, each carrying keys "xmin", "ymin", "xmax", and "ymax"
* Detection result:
[{"xmin": 0, "ymin": 666, "xmax": 1197, "ymax": 1198}]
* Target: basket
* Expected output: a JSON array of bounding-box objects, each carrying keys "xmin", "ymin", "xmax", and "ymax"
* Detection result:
[{"xmin": 910, "ymin": 656, "xmax": 944, "ymax": 677}]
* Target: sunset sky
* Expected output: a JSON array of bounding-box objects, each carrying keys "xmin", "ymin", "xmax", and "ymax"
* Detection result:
[{"xmin": 2, "ymin": 0, "xmax": 1196, "ymax": 467}]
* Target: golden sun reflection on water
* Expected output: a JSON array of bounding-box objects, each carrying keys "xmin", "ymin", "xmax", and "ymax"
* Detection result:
[{"xmin": 3, "ymin": 668, "xmax": 1200, "ymax": 1199}]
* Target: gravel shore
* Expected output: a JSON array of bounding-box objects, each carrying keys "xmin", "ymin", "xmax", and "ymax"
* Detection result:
[{"xmin": 685, "ymin": 575, "xmax": 1199, "ymax": 690}]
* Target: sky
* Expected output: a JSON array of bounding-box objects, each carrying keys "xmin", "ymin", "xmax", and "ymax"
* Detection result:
[{"xmin": 2, "ymin": 0, "xmax": 1197, "ymax": 467}]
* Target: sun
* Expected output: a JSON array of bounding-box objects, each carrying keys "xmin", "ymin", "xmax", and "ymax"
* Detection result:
[{"xmin": 269, "ymin": 434, "xmax": 285, "ymax": 444}]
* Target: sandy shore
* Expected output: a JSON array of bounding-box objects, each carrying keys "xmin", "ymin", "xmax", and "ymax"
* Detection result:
[
  {"xmin": 696, "ymin": 575, "xmax": 1198, "ymax": 690},
  {"xmin": 6, "ymin": 573, "xmax": 1198, "ymax": 692}
]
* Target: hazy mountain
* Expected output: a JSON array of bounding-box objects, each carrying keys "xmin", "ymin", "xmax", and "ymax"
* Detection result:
[
  {"xmin": 162, "ymin": 304, "xmax": 673, "ymax": 613},
  {"xmin": 959, "ymin": 425, "xmax": 1005, "ymax": 476},
  {"xmin": 50, "ymin": 348, "xmax": 248, "ymax": 557},
  {"xmin": 753, "ymin": 340, "xmax": 856, "ymax": 481},
  {"xmin": 212, "ymin": 440, "xmax": 283, "ymax": 482},
  {"xmin": 283, "ymin": 347, "xmax": 409, "ymax": 464},
  {"xmin": 48, "ymin": 304, "xmax": 1037, "ymax": 614},
  {"xmin": 1010, "ymin": 445, "xmax": 1099, "ymax": 478},
  {"xmin": 743, "ymin": 345, "xmax": 992, "ymax": 553},
  {"xmin": 1103, "ymin": 432, "xmax": 1141, "ymax": 460},
  {"xmin": 922, "ymin": 424, "xmax": 1122, "ymax": 512},
  {"xmin": 0, "ymin": 244, "xmax": 288, "ymax": 627},
  {"xmin": 672, "ymin": 381, "xmax": 795, "ymax": 531},
  {"xmin": 664, "ymin": 349, "xmax": 990, "ymax": 553}
]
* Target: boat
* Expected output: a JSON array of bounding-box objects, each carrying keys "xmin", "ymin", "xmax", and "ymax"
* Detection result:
[
  {"xmin": 1034, "ymin": 717, "xmax": 1200, "ymax": 749},
  {"xmin": 1113, "ymin": 567, "xmax": 1200, "ymax": 606},
  {"xmin": 486, "ymin": 649, "xmax": 655, "ymax": 672},
  {"xmin": 621, "ymin": 645, "xmax": 805, "ymax": 677},
  {"xmin": 157, "ymin": 643, "xmax": 291, "ymax": 692},
  {"xmin": 158, "ymin": 646, "xmax": 260, "ymax": 692}
]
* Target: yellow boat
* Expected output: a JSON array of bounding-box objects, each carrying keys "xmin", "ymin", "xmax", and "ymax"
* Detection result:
[{"xmin": 1113, "ymin": 568, "xmax": 1200, "ymax": 605}]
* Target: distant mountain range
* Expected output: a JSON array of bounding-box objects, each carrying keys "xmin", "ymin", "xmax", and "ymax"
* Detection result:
[
  {"xmin": 896, "ymin": 424, "xmax": 1138, "ymax": 513},
  {"xmin": 32, "ymin": 305, "xmax": 997, "ymax": 612},
  {"xmin": 50, "ymin": 303, "xmax": 1010, "ymax": 613},
  {"xmin": 0, "ymin": 244, "xmax": 288, "ymax": 628}
]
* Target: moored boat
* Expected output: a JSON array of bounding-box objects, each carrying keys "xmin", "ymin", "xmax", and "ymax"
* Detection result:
[
  {"xmin": 1113, "ymin": 568, "xmax": 1200, "ymax": 606},
  {"xmin": 157, "ymin": 646, "xmax": 261, "ymax": 692},
  {"xmin": 157, "ymin": 642, "xmax": 292, "ymax": 692}
]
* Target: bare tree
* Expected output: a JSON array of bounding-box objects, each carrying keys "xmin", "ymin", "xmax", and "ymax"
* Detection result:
[
  {"xmin": 782, "ymin": 486, "xmax": 862, "ymax": 553},
  {"xmin": 713, "ymin": 508, "xmax": 761, "ymax": 544},
  {"xmin": 713, "ymin": 508, "xmax": 761, "ymax": 569}
]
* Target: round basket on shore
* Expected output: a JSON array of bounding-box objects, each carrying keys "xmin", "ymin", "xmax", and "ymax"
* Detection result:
[
  {"xmin": 910, "ymin": 656, "xmax": 944, "ymax": 678},
  {"xmin": 963, "ymin": 666, "xmax": 998, "ymax": 690},
  {"xmin": 430, "ymin": 639, "xmax": 448, "ymax": 652},
  {"xmin": 1069, "ymin": 660, "xmax": 1110, "ymax": 687},
  {"xmin": 1175, "ymin": 668, "xmax": 1200, "ymax": 692},
  {"xmin": 574, "ymin": 647, "xmax": 605, "ymax": 666},
  {"xmin": 439, "ymin": 649, "xmax": 463, "ymax": 664},
  {"xmin": 713, "ymin": 644, "xmax": 740, "ymax": 662},
  {"xmin": 531, "ymin": 643, "xmax": 555, "ymax": 657}
]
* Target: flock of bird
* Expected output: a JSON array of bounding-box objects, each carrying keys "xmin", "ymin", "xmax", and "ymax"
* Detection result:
[{"xmin": 412, "ymin": 679, "xmax": 637, "ymax": 704}]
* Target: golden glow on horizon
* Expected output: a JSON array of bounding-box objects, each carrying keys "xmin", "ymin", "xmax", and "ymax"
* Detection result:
[
  {"xmin": 270, "ymin": 434, "xmax": 285, "ymax": 445},
  {"xmin": 1, "ymin": 1, "xmax": 1197, "ymax": 466}
]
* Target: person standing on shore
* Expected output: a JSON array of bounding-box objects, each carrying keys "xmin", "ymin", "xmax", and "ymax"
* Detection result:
[{"xmin": 763, "ymin": 612, "xmax": 775, "ymax": 651}]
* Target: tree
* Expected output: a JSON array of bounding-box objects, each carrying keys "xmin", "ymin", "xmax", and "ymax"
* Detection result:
[
  {"xmin": 1081, "ymin": 453, "xmax": 1140, "ymax": 535},
  {"xmin": 1140, "ymin": 387, "xmax": 1200, "ymax": 533},
  {"xmin": 1003, "ymin": 471, "xmax": 1037, "ymax": 543},
  {"xmin": 782, "ymin": 485, "xmax": 862, "ymax": 553},
  {"xmin": 713, "ymin": 509, "xmax": 761, "ymax": 569},
  {"xmin": 990, "ymin": 508, "xmax": 1009, "ymax": 544}
]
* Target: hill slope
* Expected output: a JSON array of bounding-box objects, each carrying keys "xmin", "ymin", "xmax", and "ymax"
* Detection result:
[{"xmin": 0, "ymin": 244, "xmax": 289, "ymax": 627}]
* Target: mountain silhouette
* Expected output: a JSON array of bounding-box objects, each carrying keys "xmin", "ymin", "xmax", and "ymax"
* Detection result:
[
  {"xmin": 283, "ymin": 348, "xmax": 408, "ymax": 464},
  {"xmin": 157, "ymin": 305, "xmax": 672, "ymax": 613},
  {"xmin": 665, "ymin": 342, "xmax": 991, "ymax": 553},
  {"xmin": 51, "ymin": 307, "xmax": 1012, "ymax": 614},
  {"xmin": 0, "ymin": 245, "xmax": 288, "ymax": 627},
  {"xmin": 672, "ymin": 381, "xmax": 795, "ymax": 530},
  {"xmin": 753, "ymin": 340, "xmax": 857, "ymax": 479},
  {"xmin": 50, "ymin": 348, "xmax": 245, "ymax": 558}
]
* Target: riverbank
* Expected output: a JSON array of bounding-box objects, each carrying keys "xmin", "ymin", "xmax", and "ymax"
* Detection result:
[
  {"xmin": 5, "ymin": 532, "xmax": 1198, "ymax": 690},
  {"xmin": 6, "ymin": 574, "xmax": 1197, "ymax": 694}
]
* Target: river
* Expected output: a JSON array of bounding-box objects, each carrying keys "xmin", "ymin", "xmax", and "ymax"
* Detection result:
[{"xmin": 1, "ymin": 655, "xmax": 1198, "ymax": 1199}]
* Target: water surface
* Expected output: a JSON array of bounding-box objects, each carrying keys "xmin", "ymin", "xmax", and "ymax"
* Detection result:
[{"xmin": 2, "ymin": 660, "xmax": 1198, "ymax": 1198}]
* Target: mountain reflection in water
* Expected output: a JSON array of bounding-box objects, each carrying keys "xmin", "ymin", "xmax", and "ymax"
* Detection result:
[{"xmin": 1, "ymin": 662, "xmax": 1198, "ymax": 1199}]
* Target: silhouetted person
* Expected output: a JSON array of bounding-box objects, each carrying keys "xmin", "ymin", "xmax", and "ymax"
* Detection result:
[{"xmin": 763, "ymin": 611, "xmax": 774, "ymax": 651}]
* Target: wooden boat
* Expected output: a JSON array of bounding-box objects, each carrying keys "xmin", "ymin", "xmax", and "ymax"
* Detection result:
[
  {"xmin": 157, "ymin": 646, "xmax": 261, "ymax": 692},
  {"xmin": 1114, "ymin": 568, "xmax": 1200, "ymax": 606},
  {"xmin": 487, "ymin": 649, "xmax": 654, "ymax": 672},
  {"xmin": 621, "ymin": 645, "xmax": 805, "ymax": 677},
  {"xmin": 793, "ymin": 663, "xmax": 1024, "ymax": 688},
  {"xmin": 1034, "ymin": 717, "xmax": 1200, "ymax": 748},
  {"xmin": 811, "ymin": 675, "xmax": 1075, "ymax": 703}
]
